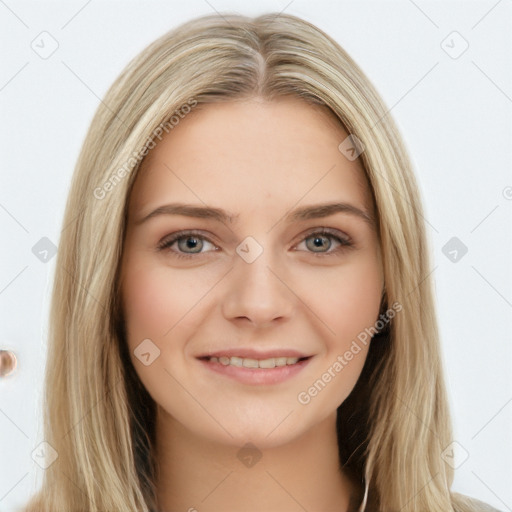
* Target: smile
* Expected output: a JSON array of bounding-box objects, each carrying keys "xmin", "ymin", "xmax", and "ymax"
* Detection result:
[
  {"xmin": 197, "ymin": 355, "xmax": 313, "ymax": 385},
  {"xmin": 203, "ymin": 355, "xmax": 308, "ymax": 369}
]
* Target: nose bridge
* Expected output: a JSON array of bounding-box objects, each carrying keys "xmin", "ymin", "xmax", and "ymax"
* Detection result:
[{"xmin": 222, "ymin": 235, "xmax": 294, "ymax": 324}]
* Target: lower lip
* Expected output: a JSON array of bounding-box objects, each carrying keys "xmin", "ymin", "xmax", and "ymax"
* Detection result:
[{"xmin": 197, "ymin": 357, "xmax": 312, "ymax": 385}]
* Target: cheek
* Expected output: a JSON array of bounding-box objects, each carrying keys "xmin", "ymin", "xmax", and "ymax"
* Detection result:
[
  {"xmin": 122, "ymin": 261, "xmax": 208, "ymax": 345},
  {"xmin": 120, "ymin": 260, "xmax": 207, "ymax": 408},
  {"xmin": 289, "ymin": 255, "xmax": 382, "ymax": 409},
  {"xmin": 123, "ymin": 268, "xmax": 172, "ymax": 343},
  {"xmin": 297, "ymin": 265, "xmax": 380, "ymax": 409},
  {"xmin": 305, "ymin": 256, "xmax": 383, "ymax": 344}
]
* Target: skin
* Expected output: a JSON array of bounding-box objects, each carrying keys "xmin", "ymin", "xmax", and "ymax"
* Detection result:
[{"xmin": 119, "ymin": 97, "xmax": 384, "ymax": 511}]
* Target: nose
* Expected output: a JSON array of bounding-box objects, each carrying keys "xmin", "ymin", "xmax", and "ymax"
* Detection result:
[{"xmin": 221, "ymin": 241, "xmax": 294, "ymax": 327}]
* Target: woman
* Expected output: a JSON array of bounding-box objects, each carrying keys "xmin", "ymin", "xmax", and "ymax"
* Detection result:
[{"xmin": 21, "ymin": 12, "xmax": 501, "ymax": 512}]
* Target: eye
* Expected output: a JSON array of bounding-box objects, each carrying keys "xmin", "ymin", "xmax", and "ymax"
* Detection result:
[
  {"xmin": 157, "ymin": 228, "xmax": 353, "ymax": 260},
  {"xmin": 295, "ymin": 228, "xmax": 353, "ymax": 257},
  {"xmin": 157, "ymin": 230, "xmax": 218, "ymax": 260}
]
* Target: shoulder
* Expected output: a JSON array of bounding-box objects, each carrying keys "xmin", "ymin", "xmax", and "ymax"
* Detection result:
[{"xmin": 452, "ymin": 491, "xmax": 504, "ymax": 512}]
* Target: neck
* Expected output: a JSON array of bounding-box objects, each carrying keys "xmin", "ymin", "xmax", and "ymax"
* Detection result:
[{"xmin": 154, "ymin": 408, "xmax": 361, "ymax": 512}]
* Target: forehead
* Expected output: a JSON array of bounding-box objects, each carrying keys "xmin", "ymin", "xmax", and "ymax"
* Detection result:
[{"xmin": 128, "ymin": 98, "xmax": 373, "ymax": 220}]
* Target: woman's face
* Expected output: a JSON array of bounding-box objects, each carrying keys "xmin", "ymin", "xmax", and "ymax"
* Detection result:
[{"xmin": 120, "ymin": 98, "xmax": 384, "ymax": 448}]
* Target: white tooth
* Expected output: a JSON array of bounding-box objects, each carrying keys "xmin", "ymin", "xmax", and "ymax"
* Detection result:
[
  {"xmin": 209, "ymin": 355, "xmax": 301, "ymax": 369},
  {"xmin": 258, "ymin": 358, "xmax": 276, "ymax": 369},
  {"xmin": 242, "ymin": 358, "xmax": 259, "ymax": 368},
  {"xmin": 230, "ymin": 356, "xmax": 243, "ymax": 367}
]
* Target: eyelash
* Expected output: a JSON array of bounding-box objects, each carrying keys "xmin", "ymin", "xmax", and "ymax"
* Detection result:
[{"xmin": 157, "ymin": 228, "xmax": 354, "ymax": 260}]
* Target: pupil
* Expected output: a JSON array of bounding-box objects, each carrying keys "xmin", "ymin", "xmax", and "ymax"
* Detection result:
[
  {"xmin": 310, "ymin": 235, "xmax": 329, "ymax": 251},
  {"xmin": 181, "ymin": 236, "xmax": 201, "ymax": 252}
]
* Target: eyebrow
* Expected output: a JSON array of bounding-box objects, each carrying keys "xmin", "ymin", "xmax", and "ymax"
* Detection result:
[{"xmin": 135, "ymin": 201, "xmax": 375, "ymax": 228}]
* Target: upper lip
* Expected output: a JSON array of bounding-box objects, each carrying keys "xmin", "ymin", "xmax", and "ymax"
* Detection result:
[{"xmin": 197, "ymin": 348, "xmax": 312, "ymax": 360}]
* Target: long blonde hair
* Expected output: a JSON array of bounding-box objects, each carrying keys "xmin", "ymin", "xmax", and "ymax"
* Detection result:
[{"xmin": 22, "ymin": 12, "xmax": 483, "ymax": 512}]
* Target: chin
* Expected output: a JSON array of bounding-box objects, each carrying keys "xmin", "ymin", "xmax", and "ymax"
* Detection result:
[{"xmin": 206, "ymin": 414, "xmax": 313, "ymax": 451}]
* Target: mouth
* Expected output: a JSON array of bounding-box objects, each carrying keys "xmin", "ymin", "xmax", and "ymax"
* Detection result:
[
  {"xmin": 196, "ymin": 352, "xmax": 314, "ymax": 385},
  {"xmin": 198, "ymin": 355, "xmax": 312, "ymax": 369}
]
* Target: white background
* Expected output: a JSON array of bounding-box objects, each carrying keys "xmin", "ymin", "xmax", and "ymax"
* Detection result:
[{"xmin": 0, "ymin": 1, "xmax": 511, "ymax": 510}]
